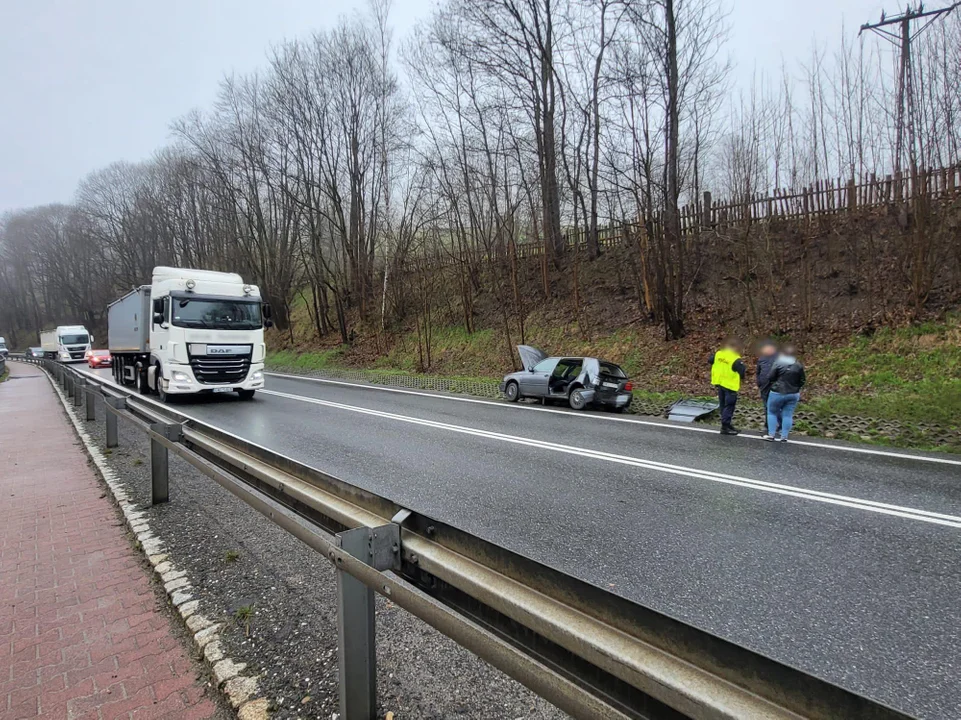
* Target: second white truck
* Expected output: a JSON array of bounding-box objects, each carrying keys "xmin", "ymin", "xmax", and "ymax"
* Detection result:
[
  {"xmin": 107, "ymin": 266, "xmax": 270, "ymax": 401},
  {"xmin": 40, "ymin": 325, "xmax": 93, "ymax": 361}
]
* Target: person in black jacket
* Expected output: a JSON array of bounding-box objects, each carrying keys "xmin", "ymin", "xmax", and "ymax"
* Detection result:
[{"xmin": 764, "ymin": 345, "xmax": 806, "ymax": 442}]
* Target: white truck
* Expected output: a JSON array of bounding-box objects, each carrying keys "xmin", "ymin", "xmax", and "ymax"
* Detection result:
[
  {"xmin": 40, "ymin": 325, "xmax": 93, "ymax": 362},
  {"xmin": 107, "ymin": 266, "xmax": 271, "ymax": 401},
  {"xmin": 0, "ymin": 336, "xmax": 7, "ymax": 358}
]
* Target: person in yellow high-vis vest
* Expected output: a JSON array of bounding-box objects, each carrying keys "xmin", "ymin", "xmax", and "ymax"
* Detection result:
[{"xmin": 709, "ymin": 338, "xmax": 747, "ymax": 435}]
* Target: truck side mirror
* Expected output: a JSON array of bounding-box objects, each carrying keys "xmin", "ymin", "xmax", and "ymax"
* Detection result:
[
  {"xmin": 264, "ymin": 319, "xmax": 274, "ymax": 329},
  {"xmin": 153, "ymin": 298, "xmax": 164, "ymax": 314},
  {"xmin": 262, "ymin": 303, "xmax": 273, "ymax": 319},
  {"xmin": 153, "ymin": 313, "xmax": 164, "ymax": 325}
]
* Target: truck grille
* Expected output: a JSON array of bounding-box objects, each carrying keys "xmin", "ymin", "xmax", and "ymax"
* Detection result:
[{"xmin": 190, "ymin": 355, "xmax": 251, "ymax": 385}]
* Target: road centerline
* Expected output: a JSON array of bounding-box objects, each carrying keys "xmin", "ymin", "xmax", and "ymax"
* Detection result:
[
  {"xmin": 260, "ymin": 388, "xmax": 961, "ymax": 530},
  {"xmin": 266, "ymin": 372, "xmax": 961, "ymax": 468}
]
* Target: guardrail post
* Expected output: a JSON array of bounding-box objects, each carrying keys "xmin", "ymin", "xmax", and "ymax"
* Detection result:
[
  {"xmin": 336, "ymin": 527, "xmax": 377, "ymax": 720},
  {"xmin": 334, "ymin": 524, "xmax": 400, "ymax": 720},
  {"xmin": 150, "ymin": 422, "xmax": 182, "ymax": 505},
  {"xmin": 85, "ymin": 385, "xmax": 96, "ymax": 421},
  {"xmin": 74, "ymin": 379, "xmax": 84, "ymax": 408},
  {"xmin": 105, "ymin": 397, "xmax": 125, "ymax": 448}
]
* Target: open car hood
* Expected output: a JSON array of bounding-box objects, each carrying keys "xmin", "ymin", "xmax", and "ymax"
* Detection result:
[{"xmin": 517, "ymin": 345, "xmax": 548, "ymax": 371}]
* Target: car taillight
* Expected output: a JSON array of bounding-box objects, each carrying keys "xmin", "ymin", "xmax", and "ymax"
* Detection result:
[{"xmin": 624, "ymin": 382, "xmax": 633, "ymax": 392}]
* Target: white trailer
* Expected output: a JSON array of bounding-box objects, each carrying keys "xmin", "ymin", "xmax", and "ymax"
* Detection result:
[
  {"xmin": 40, "ymin": 325, "xmax": 93, "ymax": 362},
  {"xmin": 106, "ymin": 267, "xmax": 271, "ymax": 401}
]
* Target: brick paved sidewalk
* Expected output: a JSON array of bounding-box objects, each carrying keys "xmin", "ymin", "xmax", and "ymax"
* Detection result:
[{"xmin": 0, "ymin": 362, "xmax": 221, "ymax": 720}]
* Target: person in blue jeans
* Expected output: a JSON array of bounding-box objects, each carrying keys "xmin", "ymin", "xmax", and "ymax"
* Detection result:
[{"xmin": 764, "ymin": 345, "xmax": 806, "ymax": 442}]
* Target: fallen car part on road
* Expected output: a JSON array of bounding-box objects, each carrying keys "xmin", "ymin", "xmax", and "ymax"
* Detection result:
[
  {"xmin": 23, "ymin": 354, "xmax": 918, "ymax": 720},
  {"xmin": 667, "ymin": 398, "xmax": 721, "ymax": 423}
]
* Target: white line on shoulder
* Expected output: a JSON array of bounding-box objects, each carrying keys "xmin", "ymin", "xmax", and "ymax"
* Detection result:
[
  {"xmin": 260, "ymin": 388, "xmax": 961, "ymax": 530},
  {"xmin": 265, "ymin": 372, "xmax": 961, "ymax": 467}
]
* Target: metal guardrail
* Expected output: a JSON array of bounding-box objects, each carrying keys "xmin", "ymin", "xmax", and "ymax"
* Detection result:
[{"xmin": 12, "ymin": 354, "xmax": 917, "ymax": 720}]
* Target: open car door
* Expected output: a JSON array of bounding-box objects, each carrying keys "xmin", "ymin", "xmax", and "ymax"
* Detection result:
[
  {"xmin": 517, "ymin": 345, "xmax": 548, "ymax": 372},
  {"xmin": 577, "ymin": 358, "xmax": 601, "ymax": 387}
]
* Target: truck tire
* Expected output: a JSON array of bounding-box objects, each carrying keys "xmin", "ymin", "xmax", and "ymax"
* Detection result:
[
  {"xmin": 237, "ymin": 390, "xmax": 256, "ymax": 401},
  {"xmin": 155, "ymin": 364, "xmax": 169, "ymax": 403}
]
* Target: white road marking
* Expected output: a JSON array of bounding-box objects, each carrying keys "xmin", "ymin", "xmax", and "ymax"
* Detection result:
[
  {"xmin": 266, "ymin": 372, "xmax": 961, "ymax": 467},
  {"xmin": 261, "ymin": 387, "xmax": 961, "ymax": 530}
]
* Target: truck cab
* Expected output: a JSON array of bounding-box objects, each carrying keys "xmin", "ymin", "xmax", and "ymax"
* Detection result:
[
  {"xmin": 108, "ymin": 267, "xmax": 270, "ymax": 400},
  {"xmin": 0, "ymin": 337, "xmax": 7, "ymax": 358},
  {"xmin": 41, "ymin": 325, "xmax": 93, "ymax": 362}
]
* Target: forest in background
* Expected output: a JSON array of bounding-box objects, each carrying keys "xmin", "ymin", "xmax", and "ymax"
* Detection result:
[{"xmin": 1, "ymin": 0, "xmax": 960, "ymax": 368}]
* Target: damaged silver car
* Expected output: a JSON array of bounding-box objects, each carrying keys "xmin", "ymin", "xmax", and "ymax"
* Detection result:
[{"xmin": 499, "ymin": 345, "xmax": 633, "ymax": 411}]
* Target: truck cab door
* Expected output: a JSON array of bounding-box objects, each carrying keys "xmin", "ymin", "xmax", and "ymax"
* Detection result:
[{"xmin": 151, "ymin": 297, "xmax": 170, "ymax": 356}]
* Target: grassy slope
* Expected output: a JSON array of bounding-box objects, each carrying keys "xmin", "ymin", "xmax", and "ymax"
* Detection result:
[{"xmin": 268, "ymin": 313, "xmax": 961, "ymax": 430}]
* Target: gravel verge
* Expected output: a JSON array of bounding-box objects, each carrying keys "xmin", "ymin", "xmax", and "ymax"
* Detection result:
[{"xmin": 69, "ymin": 385, "xmax": 564, "ymax": 720}]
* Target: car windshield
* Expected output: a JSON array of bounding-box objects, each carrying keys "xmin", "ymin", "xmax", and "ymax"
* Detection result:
[
  {"xmin": 60, "ymin": 334, "xmax": 88, "ymax": 345},
  {"xmin": 93, "ymin": 350, "xmax": 110, "ymax": 357},
  {"xmin": 172, "ymin": 298, "xmax": 262, "ymax": 330}
]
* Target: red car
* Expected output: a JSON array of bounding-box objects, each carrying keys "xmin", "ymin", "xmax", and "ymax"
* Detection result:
[{"xmin": 87, "ymin": 349, "xmax": 112, "ymax": 369}]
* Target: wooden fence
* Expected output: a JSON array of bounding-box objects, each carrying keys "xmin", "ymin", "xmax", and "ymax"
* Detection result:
[{"xmin": 405, "ymin": 163, "xmax": 961, "ymax": 271}]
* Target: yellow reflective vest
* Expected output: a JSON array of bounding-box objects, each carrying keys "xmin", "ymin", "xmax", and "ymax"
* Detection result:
[{"xmin": 711, "ymin": 348, "xmax": 742, "ymax": 392}]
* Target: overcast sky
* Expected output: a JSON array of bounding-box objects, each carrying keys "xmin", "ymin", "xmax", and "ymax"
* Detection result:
[{"xmin": 0, "ymin": 0, "xmax": 888, "ymax": 215}]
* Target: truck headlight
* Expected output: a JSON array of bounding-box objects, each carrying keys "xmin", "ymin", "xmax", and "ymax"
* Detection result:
[
  {"xmin": 60, "ymin": 351, "xmax": 70, "ymax": 359},
  {"xmin": 171, "ymin": 370, "xmax": 190, "ymax": 382},
  {"xmin": 251, "ymin": 370, "xmax": 263, "ymax": 381}
]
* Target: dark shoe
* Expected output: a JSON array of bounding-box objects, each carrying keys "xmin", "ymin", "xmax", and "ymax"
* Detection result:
[
  {"xmin": 720, "ymin": 424, "xmax": 740, "ymax": 436},
  {"xmin": 762, "ymin": 434, "xmax": 775, "ymax": 442},
  {"xmin": 776, "ymin": 436, "xmax": 788, "ymax": 443}
]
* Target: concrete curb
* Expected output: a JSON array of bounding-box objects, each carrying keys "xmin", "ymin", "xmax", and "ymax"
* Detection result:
[{"xmin": 39, "ymin": 365, "xmax": 270, "ymax": 720}]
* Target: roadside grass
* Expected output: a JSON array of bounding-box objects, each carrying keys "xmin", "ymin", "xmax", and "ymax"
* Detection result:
[
  {"xmin": 268, "ymin": 347, "xmax": 345, "ymax": 371},
  {"xmin": 266, "ymin": 315, "xmax": 960, "ymax": 439},
  {"xmin": 802, "ymin": 316, "xmax": 961, "ymax": 427}
]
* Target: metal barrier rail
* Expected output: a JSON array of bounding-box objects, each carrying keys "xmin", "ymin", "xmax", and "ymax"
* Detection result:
[{"xmin": 11, "ymin": 355, "xmax": 916, "ymax": 720}]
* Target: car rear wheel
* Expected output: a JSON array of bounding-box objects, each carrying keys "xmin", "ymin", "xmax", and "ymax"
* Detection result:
[
  {"xmin": 504, "ymin": 381, "xmax": 520, "ymax": 402},
  {"xmin": 568, "ymin": 388, "xmax": 588, "ymax": 410}
]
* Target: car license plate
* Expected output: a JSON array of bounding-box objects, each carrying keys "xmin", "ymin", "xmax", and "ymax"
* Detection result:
[
  {"xmin": 212, "ymin": 387, "xmax": 233, "ymax": 394},
  {"xmin": 602, "ymin": 382, "xmax": 619, "ymax": 389}
]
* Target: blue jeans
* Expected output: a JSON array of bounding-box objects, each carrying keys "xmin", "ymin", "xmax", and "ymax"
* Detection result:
[{"xmin": 767, "ymin": 392, "xmax": 800, "ymax": 438}]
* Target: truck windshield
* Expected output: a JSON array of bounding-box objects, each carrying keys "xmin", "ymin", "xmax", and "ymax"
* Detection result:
[
  {"xmin": 172, "ymin": 299, "xmax": 262, "ymax": 330},
  {"xmin": 60, "ymin": 334, "xmax": 89, "ymax": 345}
]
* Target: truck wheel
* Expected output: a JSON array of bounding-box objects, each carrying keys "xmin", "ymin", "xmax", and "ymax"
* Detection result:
[
  {"xmin": 155, "ymin": 365, "xmax": 169, "ymax": 403},
  {"xmin": 237, "ymin": 390, "xmax": 256, "ymax": 401},
  {"xmin": 138, "ymin": 365, "xmax": 150, "ymax": 395}
]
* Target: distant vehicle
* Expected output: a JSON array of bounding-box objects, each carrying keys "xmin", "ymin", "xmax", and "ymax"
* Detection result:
[
  {"xmin": 500, "ymin": 345, "xmax": 633, "ymax": 411},
  {"xmin": 0, "ymin": 337, "xmax": 7, "ymax": 358},
  {"xmin": 86, "ymin": 349, "xmax": 112, "ymax": 369},
  {"xmin": 107, "ymin": 266, "xmax": 271, "ymax": 401},
  {"xmin": 40, "ymin": 325, "xmax": 93, "ymax": 362},
  {"xmin": 27, "ymin": 347, "xmax": 44, "ymax": 358}
]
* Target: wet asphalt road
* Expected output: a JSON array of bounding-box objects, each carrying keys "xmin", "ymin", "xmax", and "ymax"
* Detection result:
[{"xmin": 80, "ymin": 366, "xmax": 961, "ymax": 719}]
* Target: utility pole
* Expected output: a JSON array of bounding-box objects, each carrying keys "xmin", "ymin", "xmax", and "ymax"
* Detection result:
[{"xmin": 859, "ymin": 2, "xmax": 960, "ymax": 175}]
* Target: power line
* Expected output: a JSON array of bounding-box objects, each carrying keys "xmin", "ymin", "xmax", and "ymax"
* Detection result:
[{"xmin": 859, "ymin": 2, "xmax": 960, "ymax": 175}]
